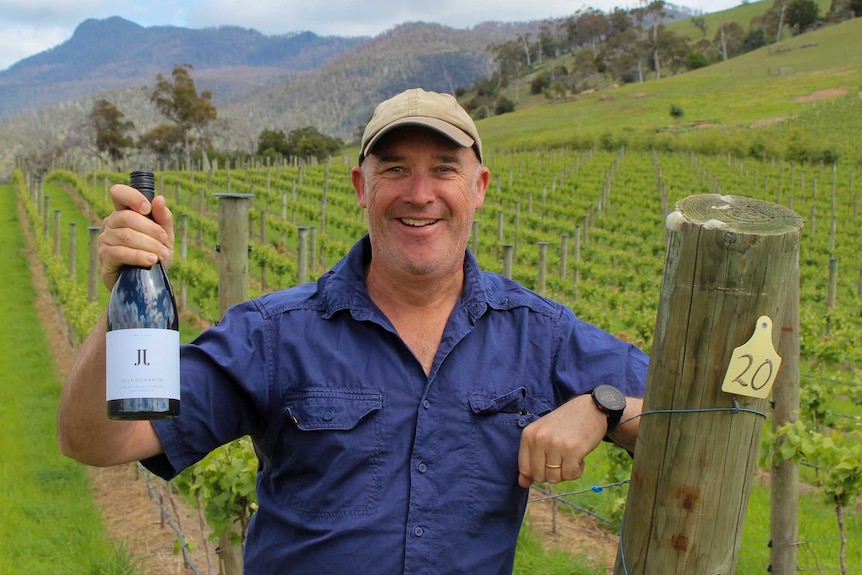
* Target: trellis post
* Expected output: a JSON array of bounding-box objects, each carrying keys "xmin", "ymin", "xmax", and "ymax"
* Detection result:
[{"xmin": 615, "ymin": 194, "xmax": 803, "ymax": 574}]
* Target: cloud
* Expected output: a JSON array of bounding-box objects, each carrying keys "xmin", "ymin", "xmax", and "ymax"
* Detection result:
[
  {"xmin": 1, "ymin": 0, "xmax": 103, "ymax": 24},
  {"xmin": 184, "ymin": 0, "xmax": 590, "ymax": 37},
  {"xmin": 0, "ymin": 23, "xmax": 70, "ymax": 71}
]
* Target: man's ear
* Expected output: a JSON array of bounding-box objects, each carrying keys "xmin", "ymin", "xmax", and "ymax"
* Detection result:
[
  {"xmin": 351, "ymin": 166, "xmax": 367, "ymax": 208},
  {"xmin": 474, "ymin": 166, "xmax": 490, "ymax": 209}
]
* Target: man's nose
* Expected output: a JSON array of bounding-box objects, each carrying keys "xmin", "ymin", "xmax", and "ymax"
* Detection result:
[{"xmin": 403, "ymin": 172, "xmax": 434, "ymax": 205}]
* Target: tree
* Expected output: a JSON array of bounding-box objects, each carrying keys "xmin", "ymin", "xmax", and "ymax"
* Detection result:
[
  {"xmin": 285, "ymin": 127, "xmax": 343, "ymax": 161},
  {"xmin": 574, "ymin": 9, "xmax": 611, "ymax": 48},
  {"xmin": 690, "ymin": 16, "xmax": 709, "ymax": 39},
  {"xmin": 607, "ymin": 8, "xmax": 633, "ymax": 37},
  {"xmin": 646, "ymin": 1, "xmax": 668, "ymax": 79},
  {"xmin": 785, "ymin": 0, "xmax": 820, "ymax": 31},
  {"xmin": 657, "ymin": 29, "xmax": 693, "ymax": 75},
  {"xmin": 257, "ymin": 127, "xmax": 342, "ymax": 162},
  {"xmin": 713, "ymin": 20, "xmax": 747, "ymax": 60},
  {"xmin": 257, "ymin": 129, "xmax": 289, "ymax": 156},
  {"xmin": 138, "ymin": 124, "xmax": 185, "ymax": 165},
  {"xmin": 150, "ymin": 64, "xmax": 217, "ymax": 169},
  {"xmin": 741, "ymin": 28, "xmax": 768, "ymax": 53},
  {"xmin": 88, "ymin": 99, "xmax": 134, "ymax": 162},
  {"xmin": 494, "ymin": 96, "xmax": 515, "ymax": 115}
]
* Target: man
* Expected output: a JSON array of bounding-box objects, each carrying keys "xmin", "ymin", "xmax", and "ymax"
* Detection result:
[{"xmin": 59, "ymin": 88, "xmax": 647, "ymax": 573}]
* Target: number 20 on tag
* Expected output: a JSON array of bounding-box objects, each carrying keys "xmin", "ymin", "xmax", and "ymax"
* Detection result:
[{"xmin": 721, "ymin": 315, "xmax": 782, "ymax": 399}]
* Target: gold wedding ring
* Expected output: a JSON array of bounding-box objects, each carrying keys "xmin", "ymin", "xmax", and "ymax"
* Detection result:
[{"xmin": 545, "ymin": 463, "xmax": 562, "ymax": 469}]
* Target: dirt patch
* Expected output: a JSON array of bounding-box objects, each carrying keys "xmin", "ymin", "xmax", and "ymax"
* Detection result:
[
  {"xmin": 524, "ymin": 492, "xmax": 619, "ymax": 572},
  {"xmin": 750, "ymin": 116, "xmax": 790, "ymax": 127},
  {"xmin": 794, "ymin": 88, "xmax": 848, "ymax": 103}
]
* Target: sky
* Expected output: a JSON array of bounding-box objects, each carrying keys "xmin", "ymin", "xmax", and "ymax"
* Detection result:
[{"xmin": 0, "ymin": 0, "xmax": 746, "ymax": 72}]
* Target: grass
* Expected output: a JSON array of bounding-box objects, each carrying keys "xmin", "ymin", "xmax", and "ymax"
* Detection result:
[
  {"xmin": 514, "ymin": 523, "xmax": 603, "ymax": 575},
  {"xmin": 667, "ymin": 0, "xmax": 834, "ymax": 41},
  {"xmin": 0, "ymin": 185, "xmax": 136, "ymax": 575},
  {"xmin": 740, "ymin": 480, "xmax": 862, "ymax": 573},
  {"xmin": 475, "ymin": 17, "xmax": 862, "ymax": 152}
]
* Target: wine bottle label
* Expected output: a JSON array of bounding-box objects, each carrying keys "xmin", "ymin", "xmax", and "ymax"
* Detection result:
[{"xmin": 106, "ymin": 329, "xmax": 180, "ymax": 400}]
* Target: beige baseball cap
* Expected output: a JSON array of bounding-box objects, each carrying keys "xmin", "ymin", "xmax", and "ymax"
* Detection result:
[{"xmin": 359, "ymin": 88, "xmax": 483, "ymax": 164}]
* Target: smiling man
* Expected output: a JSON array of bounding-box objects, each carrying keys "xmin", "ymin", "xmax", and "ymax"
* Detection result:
[{"xmin": 59, "ymin": 88, "xmax": 648, "ymax": 574}]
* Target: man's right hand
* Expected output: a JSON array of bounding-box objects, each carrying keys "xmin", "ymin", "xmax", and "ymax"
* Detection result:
[{"xmin": 99, "ymin": 183, "xmax": 175, "ymax": 290}]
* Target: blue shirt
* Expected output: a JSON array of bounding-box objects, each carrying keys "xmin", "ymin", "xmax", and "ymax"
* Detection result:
[{"xmin": 144, "ymin": 235, "xmax": 648, "ymax": 574}]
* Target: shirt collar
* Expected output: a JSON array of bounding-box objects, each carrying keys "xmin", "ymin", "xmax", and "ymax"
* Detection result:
[{"xmin": 320, "ymin": 235, "xmax": 488, "ymax": 322}]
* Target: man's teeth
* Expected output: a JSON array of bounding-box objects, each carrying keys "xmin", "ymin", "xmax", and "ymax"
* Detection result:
[{"xmin": 401, "ymin": 218, "xmax": 436, "ymax": 227}]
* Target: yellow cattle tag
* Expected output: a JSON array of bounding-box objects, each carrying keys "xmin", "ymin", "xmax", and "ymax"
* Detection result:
[{"xmin": 721, "ymin": 316, "xmax": 782, "ymax": 399}]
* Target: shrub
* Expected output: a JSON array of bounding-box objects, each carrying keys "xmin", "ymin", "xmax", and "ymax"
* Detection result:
[{"xmin": 495, "ymin": 97, "xmax": 516, "ymax": 115}]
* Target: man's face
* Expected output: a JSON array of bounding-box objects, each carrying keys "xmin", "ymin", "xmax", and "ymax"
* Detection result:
[{"xmin": 351, "ymin": 126, "xmax": 489, "ymax": 282}]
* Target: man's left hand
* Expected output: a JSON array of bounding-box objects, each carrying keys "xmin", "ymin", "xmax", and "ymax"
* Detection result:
[{"xmin": 516, "ymin": 394, "xmax": 607, "ymax": 488}]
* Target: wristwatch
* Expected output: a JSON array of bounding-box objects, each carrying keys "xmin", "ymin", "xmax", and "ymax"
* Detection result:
[{"xmin": 590, "ymin": 384, "xmax": 627, "ymax": 433}]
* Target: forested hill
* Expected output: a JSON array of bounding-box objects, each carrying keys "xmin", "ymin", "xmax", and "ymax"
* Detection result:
[{"xmin": 0, "ymin": 16, "xmax": 369, "ymax": 118}]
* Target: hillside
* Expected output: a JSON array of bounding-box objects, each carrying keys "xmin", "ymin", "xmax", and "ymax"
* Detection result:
[{"xmin": 473, "ymin": 16, "xmax": 862, "ymax": 160}]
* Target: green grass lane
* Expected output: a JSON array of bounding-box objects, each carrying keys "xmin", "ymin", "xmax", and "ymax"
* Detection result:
[{"xmin": 0, "ymin": 185, "xmax": 134, "ymax": 574}]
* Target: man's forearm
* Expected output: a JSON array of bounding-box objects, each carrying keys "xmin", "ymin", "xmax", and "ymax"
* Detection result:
[{"xmin": 57, "ymin": 314, "xmax": 160, "ymax": 466}]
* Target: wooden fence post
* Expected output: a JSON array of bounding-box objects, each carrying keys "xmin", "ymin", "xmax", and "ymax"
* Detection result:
[
  {"xmin": 297, "ymin": 227, "xmax": 309, "ymax": 285},
  {"xmin": 42, "ymin": 195, "xmax": 50, "ymax": 235},
  {"xmin": 502, "ymin": 244, "xmax": 514, "ymax": 279},
  {"xmin": 472, "ymin": 221, "xmax": 479, "ymax": 257},
  {"xmin": 770, "ymin": 254, "xmax": 800, "ymax": 574},
  {"xmin": 213, "ymin": 192, "xmax": 254, "ymax": 575},
  {"xmin": 573, "ymin": 225, "xmax": 581, "ymax": 302},
  {"xmin": 560, "ymin": 233, "xmax": 569, "ymax": 279},
  {"xmin": 615, "ymin": 194, "xmax": 803, "ymax": 575},
  {"xmin": 68, "ymin": 222, "xmax": 77, "ymax": 279},
  {"xmin": 537, "ymin": 241, "xmax": 548, "ymax": 296},
  {"xmin": 53, "ymin": 209, "xmax": 61, "ymax": 256},
  {"xmin": 87, "ymin": 226, "xmax": 100, "ymax": 302},
  {"xmin": 259, "ymin": 209, "xmax": 267, "ymax": 292}
]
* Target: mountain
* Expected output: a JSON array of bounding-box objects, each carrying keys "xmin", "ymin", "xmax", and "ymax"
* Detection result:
[
  {"xmin": 0, "ymin": 16, "xmax": 368, "ymax": 119},
  {"xmin": 0, "ymin": 15, "xmax": 544, "ymax": 174}
]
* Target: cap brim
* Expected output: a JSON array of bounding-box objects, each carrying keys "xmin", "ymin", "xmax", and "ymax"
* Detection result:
[{"xmin": 362, "ymin": 117, "xmax": 475, "ymax": 160}]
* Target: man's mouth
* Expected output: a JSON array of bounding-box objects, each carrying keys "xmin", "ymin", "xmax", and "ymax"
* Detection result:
[{"xmin": 399, "ymin": 218, "xmax": 437, "ymax": 227}]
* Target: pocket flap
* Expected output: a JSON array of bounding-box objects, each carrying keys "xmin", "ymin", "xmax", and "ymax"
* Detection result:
[
  {"xmin": 469, "ymin": 387, "xmax": 552, "ymax": 416},
  {"xmin": 285, "ymin": 390, "xmax": 382, "ymax": 431}
]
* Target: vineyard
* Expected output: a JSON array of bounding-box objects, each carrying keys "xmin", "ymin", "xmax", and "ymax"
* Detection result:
[{"xmin": 10, "ymin": 88, "xmax": 862, "ymax": 573}]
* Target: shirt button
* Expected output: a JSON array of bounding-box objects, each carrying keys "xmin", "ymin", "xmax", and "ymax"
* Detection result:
[
  {"xmin": 517, "ymin": 417, "xmax": 528, "ymax": 428},
  {"xmin": 323, "ymin": 410, "xmax": 334, "ymax": 421},
  {"xmin": 422, "ymin": 400, "xmax": 431, "ymax": 409},
  {"xmin": 413, "ymin": 526, "xmax": 424, "ymax": 537},
  {"xmin": 417, "ymin": 463, "xmax": 427, "ymax": 473}
]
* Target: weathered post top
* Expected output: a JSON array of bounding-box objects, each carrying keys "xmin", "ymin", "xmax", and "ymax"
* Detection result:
[{"xmin": 666, "ymin": 194, "xmax": 804, "ymax": 236}]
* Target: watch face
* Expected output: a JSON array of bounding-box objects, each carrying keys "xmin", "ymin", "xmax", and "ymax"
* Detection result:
[{"xmin": 594, "ymin": 385, "xmax": 626, "ymax": 412}]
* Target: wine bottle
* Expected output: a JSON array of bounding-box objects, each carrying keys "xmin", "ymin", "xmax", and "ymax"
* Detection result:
[{"xmin": 106, "ymin": 170, "xmax": 180, "ymax": 420}]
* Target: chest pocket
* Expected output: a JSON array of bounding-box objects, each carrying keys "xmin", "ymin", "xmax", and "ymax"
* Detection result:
[
  {"xmin": 283, "ymin": 390, "xmax": 383, "ymax": 518},
  {"xmin": 465, "ymin": 386, "xmax": 554, "ymax": 533}
]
